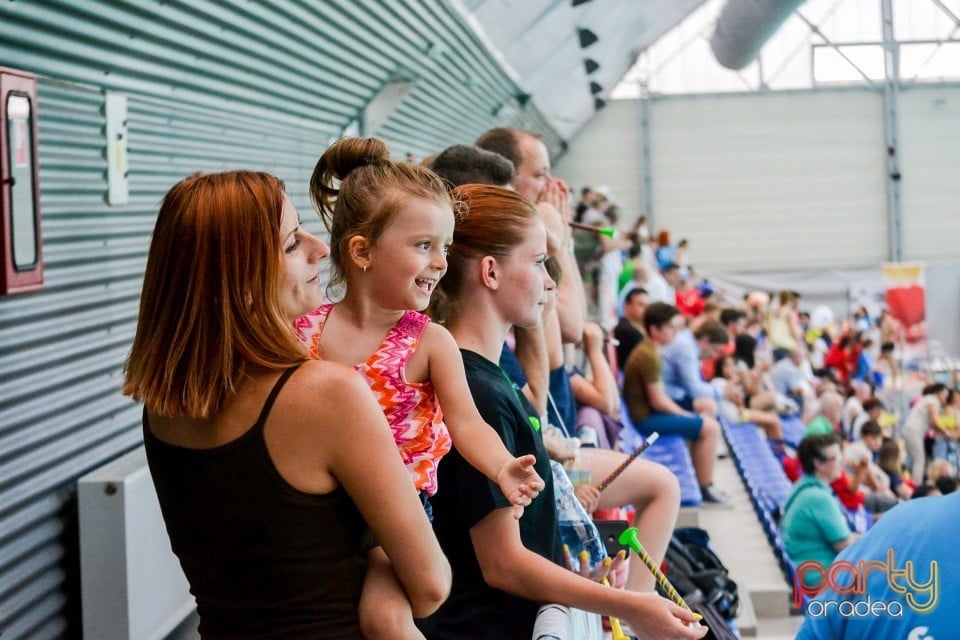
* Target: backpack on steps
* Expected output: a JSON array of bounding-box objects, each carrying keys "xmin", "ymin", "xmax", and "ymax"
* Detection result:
[{"xmin": 660, "ymin": 527, "xmax": 740, "ymax": 621}]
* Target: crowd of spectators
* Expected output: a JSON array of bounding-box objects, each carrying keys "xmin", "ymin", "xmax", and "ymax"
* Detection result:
[
  {"xmin": 561, "ymin": 179, "xmax": 960, "ymax": 618},
  {"xmin": 135, "ymin": 125, "xmax": 959, "ymax": 638}
]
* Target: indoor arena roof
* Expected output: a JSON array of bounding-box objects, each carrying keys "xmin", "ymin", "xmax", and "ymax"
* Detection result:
[{"xmin": 463, "ymin": 0, "xmax": 707, "ymax": 140}]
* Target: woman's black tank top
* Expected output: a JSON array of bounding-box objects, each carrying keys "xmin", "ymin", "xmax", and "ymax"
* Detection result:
[{"xmin": 143, "ymin": 366, "xmax": 371, "ymax": 639}]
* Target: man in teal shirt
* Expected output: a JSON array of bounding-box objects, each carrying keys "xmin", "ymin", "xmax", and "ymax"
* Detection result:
[{"xmin": 782, "ymin": 433, "xmax": 856, "ymax": 586}]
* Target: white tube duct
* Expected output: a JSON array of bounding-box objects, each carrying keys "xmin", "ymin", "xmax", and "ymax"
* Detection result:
[{"xmin": 710, "ymin": 0, "xmax": 806, "ymax": 70}]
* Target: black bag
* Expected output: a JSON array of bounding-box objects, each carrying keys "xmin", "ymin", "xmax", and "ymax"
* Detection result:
[
  {"xmin": 660, "ymin": 527, "xmax": 740, "ymax": 621},
  {"xmin": 688, "ymin": 599, "xmax": 739, "ymax": 640}
]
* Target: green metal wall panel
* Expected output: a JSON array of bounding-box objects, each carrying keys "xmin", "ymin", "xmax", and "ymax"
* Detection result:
[{"xmin": 0, "ymin": 1, "xmax": 560, "ymax": 637}]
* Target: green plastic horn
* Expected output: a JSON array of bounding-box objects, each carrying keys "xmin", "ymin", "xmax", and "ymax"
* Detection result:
[
  {"xmin": 569, "ymin": 221, "xmax": 616, "ymax": 238},
  {"xmin": 618, "ymin": 527, "xmax": 692, "ymax": 612}
]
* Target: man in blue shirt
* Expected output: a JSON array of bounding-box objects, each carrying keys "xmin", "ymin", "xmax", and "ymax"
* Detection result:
[
  {"xmin": 660, "ymin": 320, "xmax": 728, "ymax": 417},
  {"xmin": 797, "ymin": 493, "xmax": 955, "ymax": 639}
]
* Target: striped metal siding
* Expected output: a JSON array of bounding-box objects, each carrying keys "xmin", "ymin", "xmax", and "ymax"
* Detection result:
[
  {"xmin": 0, "ymin": 79, "xmax": 336, "ymax": 640},
  {"xmin": 0, "ymin": 1, "xmax": 561, "ymax": 637},
  {"xmin": 898, "ymin": 84, "xmax": 960, "ymax": 261},
  {"xmin": 0, "ymin": 81, "xmax": 124, "ymax": 640}
]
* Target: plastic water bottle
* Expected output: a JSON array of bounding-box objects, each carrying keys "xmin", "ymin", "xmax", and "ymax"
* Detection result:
[{"xmin": 557, "ymin": 519, "xmax": 607, "ymax": 569}]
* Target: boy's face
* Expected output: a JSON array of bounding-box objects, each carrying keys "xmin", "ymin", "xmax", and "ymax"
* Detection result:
[
  {"xmin": 650, "ymin": 318, "xmax": 679, "ymax": 346},
  {"xmin": 864, "ymin": 434, "xmax": 882, "ymax": 453}
]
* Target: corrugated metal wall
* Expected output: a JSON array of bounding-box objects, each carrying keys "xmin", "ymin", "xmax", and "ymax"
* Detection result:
[
  {"xmin": 0, "ymin": 1, "xmax": 561, "ymax": 636},
  {"xmin": 558, "ymin": 89, "xmax": 895, "ymax": 272}
]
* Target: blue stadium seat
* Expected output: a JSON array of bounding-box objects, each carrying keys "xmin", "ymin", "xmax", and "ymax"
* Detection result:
[
  {"xmin": 780, "ymin": 414, "xmax": 805, "ymax": 448},
  {"xmin": 721, "ymin": 419, "xmax": 792, "ymax": 507},
  {"xmin": 842, "ymin": 505, "xmax": 873, "ymax": 534},
  {"xmin": 721, "ymin": 418, "xmax": 797, "ymax": 586},
  {"xmin": 619, "ymin": 402, "xmax": 702, "ymax": 506}
]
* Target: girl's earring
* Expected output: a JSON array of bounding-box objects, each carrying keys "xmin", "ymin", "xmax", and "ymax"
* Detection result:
[{"xmin": 362, "ymin": 264, "xmax": 368, "ymax": 273}]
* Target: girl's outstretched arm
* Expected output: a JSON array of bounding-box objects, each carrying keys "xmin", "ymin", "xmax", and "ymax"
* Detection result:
[{"xmin": 423, "ymin": 324, "xmax": 545, "ymax": 517}]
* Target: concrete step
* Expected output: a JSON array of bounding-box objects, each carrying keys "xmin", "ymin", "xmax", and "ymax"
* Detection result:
[
  {"xmin": 734, "ymin": 580, "xmax": 759, "ymax": 636},
  {"xmin": 676, "ymin": 506, "xmax": 700, "ymax": 528},
  {"xmin": 757, "ymin": 615, "xmax": 805, "ymax": 639}
]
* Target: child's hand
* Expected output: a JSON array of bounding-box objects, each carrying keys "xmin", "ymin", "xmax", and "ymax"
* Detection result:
[
  {"xmin": 607, "ymin": 550, "xmax": 629, "ymax": 588},
  {"xmin": 623, "ymin": 594, "xmax": 707, "ymax": 640},
  {"xmin": 497, "ymin": 454, "xmax": 544, "ymax": 519}
]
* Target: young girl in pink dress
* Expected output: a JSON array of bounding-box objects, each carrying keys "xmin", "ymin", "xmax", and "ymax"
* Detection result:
[{"xmin": 296, "ymin": 137, "xmax": 543, "ymax": 639}]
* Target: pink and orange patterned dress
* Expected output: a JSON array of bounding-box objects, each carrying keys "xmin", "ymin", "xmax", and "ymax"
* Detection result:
[{"xmin": 295, "ymin": 303, "xmax": 452, "ymax": 496}]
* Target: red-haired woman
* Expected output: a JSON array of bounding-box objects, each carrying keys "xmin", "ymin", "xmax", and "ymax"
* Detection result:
[{"xmin": 124, "ymin": 171, "xmax": 450, "ymax": 638}]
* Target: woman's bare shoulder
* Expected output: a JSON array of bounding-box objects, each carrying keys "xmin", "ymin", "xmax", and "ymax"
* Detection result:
[{"xmin": 283, "ymin": 360, "xmax": 377, "ymax": 421}]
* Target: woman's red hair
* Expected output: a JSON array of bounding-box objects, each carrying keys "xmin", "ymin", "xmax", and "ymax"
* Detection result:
[{"xmin": 123, "ymin": 171, "xmax": 307, "ymax": 419}]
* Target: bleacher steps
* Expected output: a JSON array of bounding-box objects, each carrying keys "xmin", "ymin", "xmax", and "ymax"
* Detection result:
[
  {"xmin": 697, "ymin": 451, "xmax": 794, "ymax": 629},
  {"xmin": 734, "ymin": 583, "xmax": 758, "ymax": 636},
  {"xmin": 675, "ymin": 506, "xmax": 700, "ymax": 528}
]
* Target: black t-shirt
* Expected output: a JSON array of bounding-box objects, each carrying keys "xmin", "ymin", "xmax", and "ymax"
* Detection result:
[
  {"xmin": 613, "ymin": 316, "xmax": 645, "ymax": 372},
  {"xmin": 418, "ymin": 350, "xmax": 561, "ymax": 640}
]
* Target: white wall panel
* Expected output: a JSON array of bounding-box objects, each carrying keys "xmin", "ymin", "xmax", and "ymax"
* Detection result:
[
  {"xmin": 554, "ymin": 100, "xmax": 642, "ymax": 218},
  {"xmin": 649, "ymin": 90, "xmax": 889, "ymax": 271},
  {"xmin": 898, "ymin": 85, "xmax": 960, "ymax": 262}
]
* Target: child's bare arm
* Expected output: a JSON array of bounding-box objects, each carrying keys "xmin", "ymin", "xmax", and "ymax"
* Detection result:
[
  {"xmin": 359, "ymin": 547, "xmax": 425, "ymax": 640},
  {"xmin": 424, "ymin": 324, "xmax": 545, "ymax": 516},
  {"xmin": 321, "ymin": 368, "xmax": 450, "ymax": 617}
]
